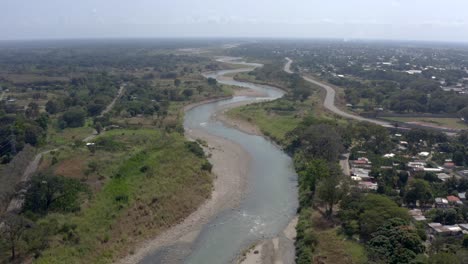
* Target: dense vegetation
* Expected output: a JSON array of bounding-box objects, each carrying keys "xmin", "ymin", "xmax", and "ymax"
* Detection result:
[
  {"xmin": 230, "ymin": 41, "xmax": 468, "ymax": 118},
  {"xmin": 228, "ymin": 42, "xmax": 468, "ymax": 263},
  {"xmin": 0, "ymin": 41, "xmax": 231, "ymax": 263}
]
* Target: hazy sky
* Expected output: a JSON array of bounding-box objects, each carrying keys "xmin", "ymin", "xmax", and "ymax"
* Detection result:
[{"xmin": 2, "ymin": 0, "xmax": 468, "ymax": 42}]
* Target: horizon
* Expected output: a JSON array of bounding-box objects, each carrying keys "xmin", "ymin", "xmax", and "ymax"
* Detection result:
[{"xmin": 3, "ymin": 0, "xmax": 468, "ymax": 42}]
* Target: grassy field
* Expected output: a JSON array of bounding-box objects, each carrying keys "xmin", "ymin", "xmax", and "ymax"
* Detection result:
[
  {"xmin": 227, "ymin": 99, "xmax": 303, "ymax": 144},
  {"xmin": 311, "ymin": 211, "xmax": 367, "ymax": 264},
  {"xmin": 34, "ymin": 129, "xmax": 213, "ymax": 264},
  {"xmin": 382, "ymin": 117, "xmax": 467, "ymax": 130}
]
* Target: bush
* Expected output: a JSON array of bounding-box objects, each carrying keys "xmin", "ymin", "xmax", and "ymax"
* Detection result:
[
  {"xmin": 295, "ymin": 209, "xmax": 317, "ymax": 263},
  {"xmin": 201, "ymin": 161, "xmax": 213, "ymax": 172},
  {"xmin": 185, "ymin": 141, "xmax": 205, "ymax": 158}
]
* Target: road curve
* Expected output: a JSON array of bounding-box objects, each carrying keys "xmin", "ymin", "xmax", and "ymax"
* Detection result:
[{"xmin": 284, "ymin": 57, "xmax": 392, "ymax": 127}]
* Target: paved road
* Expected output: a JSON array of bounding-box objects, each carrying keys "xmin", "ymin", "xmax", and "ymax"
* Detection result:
[{"xmin": 284, "ymin": 57, "xmax": 392, "ymax": 127}]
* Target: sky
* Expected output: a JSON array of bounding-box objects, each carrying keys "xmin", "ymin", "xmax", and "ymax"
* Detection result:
[{"xmin": 2, "ymin": 0, "xmax": 468, "ymax": 42}]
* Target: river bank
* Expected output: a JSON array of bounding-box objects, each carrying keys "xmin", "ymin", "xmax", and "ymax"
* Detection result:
[
  {"xmin": 120, "ymin": 58, "xmax": 298, "ymax": 264},
  {"xmin": 119, "ymin": 92, "xmax": 253, "ymax": 264}
]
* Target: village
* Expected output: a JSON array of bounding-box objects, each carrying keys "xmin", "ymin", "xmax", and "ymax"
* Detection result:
[{"xmin": 347, "ymin": 129, "xmax": 468, "ymax": 246}]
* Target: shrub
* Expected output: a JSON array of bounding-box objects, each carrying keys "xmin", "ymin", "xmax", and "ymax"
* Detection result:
[{"xmin": 185, "ymin": 141, "xmax": 205, "ymax": 158}]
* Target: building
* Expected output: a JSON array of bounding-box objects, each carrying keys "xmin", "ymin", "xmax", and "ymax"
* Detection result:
[
  {"xmin": 443, "ymin": 162, "xmax": 456, "ymax": 169},
  {"xmin": 358, "ymin": 181, "xmax": 378, "ymax": 191},
  {"xmin": 351, "ymin": 168, "xmax": 373, "ymax": 181},
  {"xmin": 351, "ymin": 157, "xmax": 372, "ymax": 168},
  {"xmin": 459, "ymin": 192, "xmax": 466, "ymax": 200},
  {"xmin": 418, "ymin": 152, "xmax": 430, "ymax": 158},
  {"xmin": 437, "ymin": 173, "xmax": 451, "ymax": 182},
  {"xmin": 428, "ymin": 223, "xmax": 462, "ymax": 236},
  {"xmin": 409, "ymin": 209, "xmax": 427, "ymax": 221},
  {"xmin": 447, "ymin": 195, "xmax": 462, "ymax": 205},
  {"xmin": 408, "ymin": 161, "xmax": 426, "ymax": 170},
  {"xmin": 435, "ymin": 197, "xmax": 449, "ymax": 208}
]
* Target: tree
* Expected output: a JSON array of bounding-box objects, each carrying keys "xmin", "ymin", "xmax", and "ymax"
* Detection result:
[
  {"xmin": 368, "ymin": 218, "xmax": 424, "ymax": 264},
  {"xmin": 316, "ymin": 164, "xmax": 348, "ymax": 217},
  {"xmin": 61, "ymin": 108, "xmax": 86, "ymax": 128},
  {"xmin": 405, "ymin": 179, "xmax": 433, "ymax": 206},
  {"xmin": 182, "ymin": 88, "xmax": 194, "ymax": 98},
  {"xmin": 428, "ymin": 252, "xmax": 459, "ymax": 264},
  {"xmin": 45, "ymin": 100, "xmax": 59, "ymax": 114},
  {"xmin": 298, "ymin": 124, "xmax": 344, "ymax": 162},
  {"xmin": 23, "ymin": 174, "xmax": 88, "ymax": 214},
  {"xmin": 95, "ymin": 122, "xmax": 103, "ymax": 135},
  {"xmin": 207, "ymin": 77, "xmax": 217, "ymax": 86},
  {"xmin": 25, "ymin": 102, "xmax": 40, "ymax": 119},
  {"xmin": 0, "ymin": 213, "xmax": 32, "ymax": 260},
  {"xmin": 174, "ymin": 78, "xmax": 181, "ymax": 87},
  {"xmin": 344, "ymin": 194, "xmax": 411, "ymax": 240},
  {"xmin": 453, "ymin": 150, "xmax": 465, "ymax": 166}
]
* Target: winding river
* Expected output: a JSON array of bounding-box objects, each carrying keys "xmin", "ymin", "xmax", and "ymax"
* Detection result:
[{"xmin": 141, "ymin": 58, "xmax": 298, "ymax": 264}]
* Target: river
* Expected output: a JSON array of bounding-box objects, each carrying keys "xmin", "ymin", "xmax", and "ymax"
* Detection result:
[{"xmin": 140, "ymin": 57, "xmax": 298, "ymax": 264}]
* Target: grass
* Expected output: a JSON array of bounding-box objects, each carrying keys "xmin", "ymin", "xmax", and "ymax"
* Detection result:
[
  {"xmin": 227, "ymin": 99, "xmax": 302, "ymax": 144},
  {"xmin": 47, "ymin": 126, "xmax": 95, "ymax": 146},
  {"xmin": 311, "ymin": 210, "xmax": 367, "ymax": 264},
  {"xmin": 34, "ymin": 129, "xmax": 213, "ymax": 264},
  {"xmin": 382, "ymin": 117, "xmax": 467, "ymax": 130}
]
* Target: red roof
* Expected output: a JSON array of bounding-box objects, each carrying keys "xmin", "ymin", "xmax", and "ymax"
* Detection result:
[
  {"xmin": 444, "ymin": 162, "xmax": 455, "ymax": 167},
  {"xmin": 447, "ymin": 195, "xmax": 461, "ymax": 202},
  {"xmin": 353, "ymin": 160, "xmax": 368, "ymax": 164}
]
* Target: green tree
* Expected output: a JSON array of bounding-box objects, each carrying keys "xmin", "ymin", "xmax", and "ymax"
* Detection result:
[
  {"xmin": 368, "ymin": 218, "xmax": 424, "ymax": 264},
  {"xmin": 428, "ymin": 252, "xmax": 459, "ymax": 264},
  {"xmin": 95, "ymin": 122, "xmax": 103, "ymax": 135},
  {"xmin": 61, "ymin": 108, "xmax": 86, "ymax": 128},
  {"xmin": 0, "ymin": 213, "xmax": 32, "ymax": 260},
  {"xmin": 207, "ymin": 77, "xmax": 217, "ymax": 86},
  {"xmin": 405, "ymin": 179, "xmax": 433, "ymax": 206},
  {"xmin": 316, "ymin": 164, "xmax": 348, "ymax": 217},
  {"xmin": 23, "ymin": 174, "xmax": 88, "ymax": 214},
  {"xmin": 356, "ymin": 194, "xmax": 410, "ymax": 240},
  {"xmin": 45, "ymin": 100, "xmax": 60, "ymax": 114}
]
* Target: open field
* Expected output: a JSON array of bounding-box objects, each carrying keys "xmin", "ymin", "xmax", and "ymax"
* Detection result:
[
  {"xmin": 226, "ymin": 99, "xmax": 302, "ymax": 144},
  {"xmin": 30, "ymin": 129, "xmax": 213, "ymax": 264},
  {"xmin": 382, "ymin": 117, "xmax": 467, "ymax": 130},
  {"xmin": 310, "ymin": 210, "xmax": 367, "ymax": 264}
]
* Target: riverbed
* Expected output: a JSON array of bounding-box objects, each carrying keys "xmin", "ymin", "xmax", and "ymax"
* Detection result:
[{"xmin": 140, "ymin": 57, "xmax": 298, "ymax": 264}]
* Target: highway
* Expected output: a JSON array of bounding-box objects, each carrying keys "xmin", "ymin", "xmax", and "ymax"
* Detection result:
[{"xmin": 285, "ymin": 57, "xmax": 392, "ymax": 127}]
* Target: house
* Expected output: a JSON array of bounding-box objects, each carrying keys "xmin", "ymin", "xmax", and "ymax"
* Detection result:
[
  {"xmin": 418, "ymin": 152, "xmax": 430, "ymax": 158},
  {"xmin": 358, "ymin": 181, "xmax": 378, "ymax": 191},
  {"xmin": 351, "ymin": 168, "xmax": 372, "ymax": 181},
  {"xmin": 409, "ymin": 209, "xmax": 427, "ymax": 221},
  {"xmin": 447, "ymin": 195, "xmax": 462, "ymax": 205},
  {"xmin": 408, "ymin": 161, "xmax": 426, "ymax": 170},
  {"xmin": 437, "ymin": 173, "xmax": 451, "ymax": 182},
  {"xmin": 383, "ymin": 153, "xmax": 395, "ymax": 158},
  {"xmin": 458, "ymin": 224, "xmax": 468, "ymax": 234},
  {"xmin": 459, "ymin": 192, "xmax": 466, "ymax": 200},
  {"xmin": 351, "ymin": 157, "xmax": 372, "ymax": 168},
  {"xmin": 424, "ymin": 167, "xmax": 443, "ymax": 173},
  {"xmin": 435, "ymin": 197, "xmax": 449, "ymax": 208},
  {"xmin": 458, "ymin": 170, "xmax": 468, "ymax": 177},
  {"xmin": 443, "ymin": 162, "xmax": 456, "ymax": 169},
  {"xmin": 428, "ymin": 223, "xmax": 462, "ymax": 236}
]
